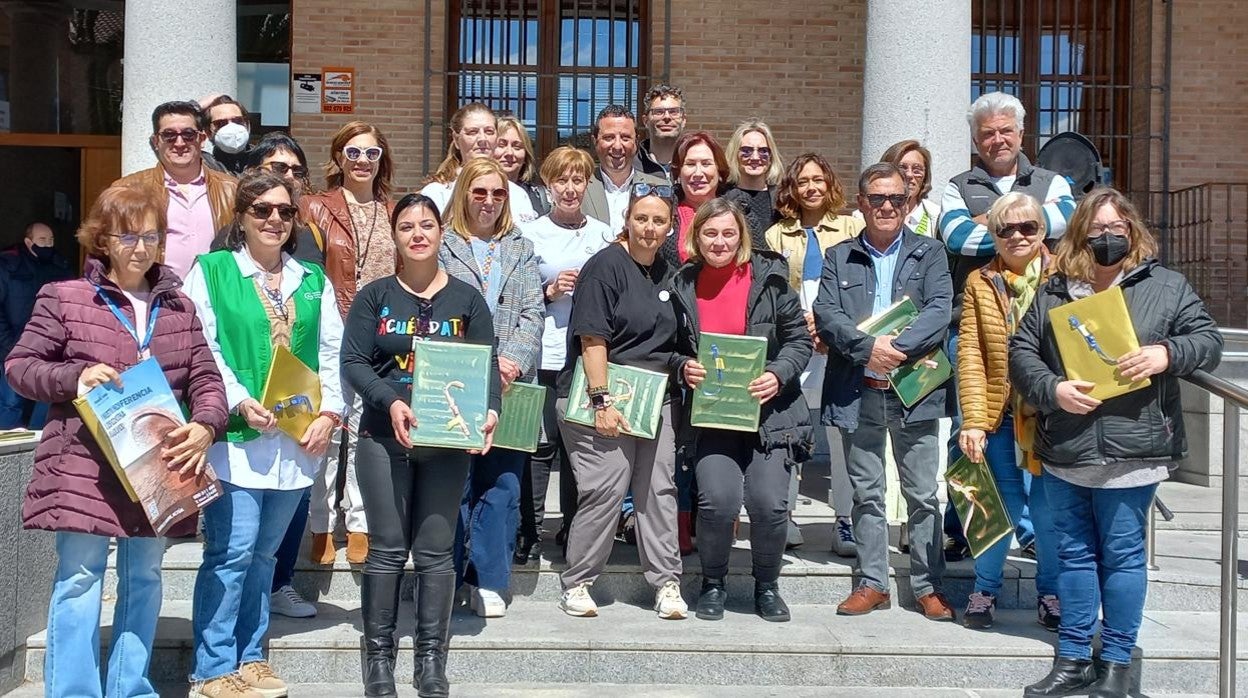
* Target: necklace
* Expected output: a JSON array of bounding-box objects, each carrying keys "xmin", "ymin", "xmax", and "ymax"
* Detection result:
[
  {"xmin": 244, "ymin": 248, "xmax": 289, "ymax": 322},
  {"xmin": 478, "ymin": 238, "xmax": 498, "ymax": 294},
  {"xmin": 550, "ymin": 214, "xmax": 588, "ymax": 231},
  {"xmin": 348, "ymin": 197, "xmax": 381, "ymax": 283},
  {"xmin": 635, "ymin": 260, "xmax": 653, "ymax": 281}
]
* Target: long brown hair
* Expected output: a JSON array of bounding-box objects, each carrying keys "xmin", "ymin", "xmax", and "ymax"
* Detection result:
[
  {"xmin": 1053, "ymin": 187, "xmax": 1158, "ymax": 283},
  {"xmin": 322, "ymin": 121, "xmax": 394, "ymax": 201},
  {"xmin": 879, "ymin": 139, "xmax": 933, "ymax": 201},
  {"xmin": 774, "ymin": 153, "xmax": 846, "ymax": 220}
]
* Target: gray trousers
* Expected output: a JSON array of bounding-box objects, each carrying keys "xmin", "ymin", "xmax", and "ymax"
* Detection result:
[
  {"xmin": 557, "ymin": 399, "xmax": 681, "ymax": 590},
  {"xmin": 839, "ymin": 387, "xmax": 943, "ymax": 598}
]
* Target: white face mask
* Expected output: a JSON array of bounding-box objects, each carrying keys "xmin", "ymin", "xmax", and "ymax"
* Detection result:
[{"xmin": 213, "ymin": 122, "xmax": 250, "ymax": 154}]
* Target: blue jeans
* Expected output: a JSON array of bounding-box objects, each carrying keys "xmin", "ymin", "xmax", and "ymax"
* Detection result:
[
  {"xmin": 971, "ymin": 415, "xmax": 1057, "ymax": 597},
  {"xmin": 1044, "ymin": 475, "xmax": 1157, "ymax": 664},
  {"xmin": 192, "ymin": 481, "xmax": 303, "ymax": 681},
  {"xmin": 46, "ymin": 532, "xmax": 166, "ymax": 698},
  {"xmin": 271, "ymin": 487, "xmax": 311, "ymax": 592},
  {"xmin": 455, "ymin": 448, "xmax": 525, "ymax": 592}
]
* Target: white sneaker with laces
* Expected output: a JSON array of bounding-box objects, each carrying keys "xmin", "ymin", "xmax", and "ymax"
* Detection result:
[
  {"xmin": 269, "ymin": 585, "xmax": 316, "ymax": 618},
  {"xmin": 471, "ymin": 587, "xmax": 507, "ymax": 617},
  {"xmin": 654, "ymin": 580, "xmax": 688, "ymax": 620},
  {"xmin": 559, "ymin": 583, "xmax": 598, "ymax": 617}
]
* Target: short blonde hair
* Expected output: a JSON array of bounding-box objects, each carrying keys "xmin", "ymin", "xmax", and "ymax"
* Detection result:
[
  {"xmin": 446, "ymin": 158, "xmax": 514, "ymax": 239},
  {"xmin": 683, "ymin": 198, "xmax": 752, "ymax": 266},
  {"xmin": 539, "ymin": 146, "xmax": 595, "ymax": 186},
  {"xmin": 496, "ymin": 115, "xmax": 538, "ymax": 183},
  {"xmin": 986, "ymin": 191, "xmax": 1045, "ymax": 238},
  {"xmin": 1054, "ymin": 187, "xmax": 1158, "ymax": 283},
  {"xmin": 726, "ymin": 120, "xmax": 785, "ymax": 186}
]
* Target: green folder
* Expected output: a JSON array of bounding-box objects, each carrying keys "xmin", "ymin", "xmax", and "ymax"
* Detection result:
[
  {"xmin": 493, "ymin": 382, "xmax": 546, "ymax": 453},
  {"xmin": 408, "ymin": 340, "xmax": 492, "ymax": 450},
  {"xmin": 564, "ymin": 358, "xmax": 668, "ymax": 439},
  {"xmin": 856, "ymin": 296, "xmax": 953, "ymax": 408},
  {"xmin": 690, "ymin": 332, "xmax": 768, "ymax": 432},
  {"xmin": 945, "ymin": 454, "xmax": 1014, "ymax": 559}
]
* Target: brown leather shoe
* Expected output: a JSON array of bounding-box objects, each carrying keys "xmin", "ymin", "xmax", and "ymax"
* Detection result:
[
  {"xmin": 836, "ymin": 585, "xmax": 891, "ymax": 616},
  {"xmin": 346, "ymin": 532, "xmax": 369, "ymax": 564},
  {"xmin": 308, "ymin": 533, "xmax": 336, "ymax": 565},
  {"xmin": 917, "ymin": 592, "xmax": 956, "ymax": 621}
]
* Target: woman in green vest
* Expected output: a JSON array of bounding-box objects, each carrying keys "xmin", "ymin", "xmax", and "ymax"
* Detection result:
[{"xmin": 182, "ymin": 169, "xmax": 347, "ymax": 698}]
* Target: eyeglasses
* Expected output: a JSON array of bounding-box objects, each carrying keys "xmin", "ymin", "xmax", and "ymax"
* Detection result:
[
  {"xmin": 157, "ymin": 129, "xmax": 200, "ymax": 144},
  {"xmin": 211, "ymin": 117, "xmax": 247, "ymax": 130},
  {"xmin": 648, "ymin": 107, "xmax": 684, "ymax": 118},
  {"xmin": 112, "ymin": 232, "xmax": 161, "ymax": 249},
  {"xmin": 265, "ymin": 161, "xmax": 309, "ymax": 179},
  {"xmin": 898, "ymin": 164, "xmax": 927, "ymax": 177},
  {"xmin": 864, "ymin": 193, "xmax": 908, "ymax": 209},
  {"xmin": 994, "ymin": 220, "xmax": 1041, "ymax": 239},
  {"xmin": 1090, "ymin": 220, "xmax": 1131, "ymax": 237},
  {"xmin": 631, "ymin": 182, "xmax": 674, "ymax": 198},
  {"xmin": 469, "ymin": 187, "xmax": 509, "ymax": 203},
  {"xmin": 247, "ymin": 203, "xmax": 299, "ymax": 222},
  {"xmin": 738, "ymin": 146, "xmax": 771, "ymax": 160},
  {"xmin": 343, "ymin": 146, "xmax": 384, "ymax": 162}
]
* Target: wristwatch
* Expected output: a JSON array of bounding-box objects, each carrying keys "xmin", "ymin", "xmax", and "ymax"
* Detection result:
[{"xmin": 588, "ymin": 385, "xmax": 612, "ymax": 411}]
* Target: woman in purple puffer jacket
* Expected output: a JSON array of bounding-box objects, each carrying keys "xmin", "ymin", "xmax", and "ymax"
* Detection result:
[{"xmin": 4, "ymin": 185, "xmax": 228, "ymax": 698}]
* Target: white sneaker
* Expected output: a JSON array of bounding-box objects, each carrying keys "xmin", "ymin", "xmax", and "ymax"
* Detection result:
[
  {"xmin": 559, "ymin": 583, "xmax": 598, "ymax": 617},
  {"xmin": 269, "ymin": 585, "xmax": 316, "ymax": 618},
  {"xmin": 654, "ymin": 580, "xmax": 688, "ymax": 620},
  {"xmin": 471, "ymin": 587, "xmax": 507, "ymax": 617}
]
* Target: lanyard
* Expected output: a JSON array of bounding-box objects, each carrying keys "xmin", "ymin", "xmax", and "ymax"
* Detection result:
[{"xmin": 96, "ymin": 286, "xmax": 161, "ymax": 354}]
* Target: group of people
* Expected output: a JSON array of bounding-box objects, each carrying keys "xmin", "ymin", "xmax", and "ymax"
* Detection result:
[{"xmin": 1, "ymin": 84, "xmax": 1223, "ymax": 698}]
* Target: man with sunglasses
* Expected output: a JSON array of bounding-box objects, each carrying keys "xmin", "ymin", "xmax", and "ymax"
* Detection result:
[
  {"xmin": 638, "ymin": 84, "xmax": 687, "ymax": 180},
  {"xmin": 582, "ymin": 105, "xmax": 670, "ymax": 234},
  {"xmin": 112, "ymin": 100, "xmax": 237, "ymax": 281},
  {"xmin": 813, "ymin": 162, "xmax": 955, "ymax": 622},
  {"xmin": 198, "ymin": 94, "xmax": 253, "ymax": 176}
]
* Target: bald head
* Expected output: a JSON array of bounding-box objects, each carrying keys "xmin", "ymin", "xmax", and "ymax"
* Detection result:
[{"xmin": 25, "ymin": 223, "xmax": 53, "ymax": 246}]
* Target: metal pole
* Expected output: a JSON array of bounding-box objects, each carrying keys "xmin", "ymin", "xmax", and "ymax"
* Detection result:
[{"xmin": 1219, "ymin": 400, "xmax": 1239, "ymax": 698}]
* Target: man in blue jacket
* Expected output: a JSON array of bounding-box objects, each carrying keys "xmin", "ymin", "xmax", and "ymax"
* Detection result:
[
  {"xmin": 813, "ymin": 163, "xmax": 955, "ymax": 621},
  {"xmin": 0, "ymin": 222, "xmax": 72, "ymax": 428}
]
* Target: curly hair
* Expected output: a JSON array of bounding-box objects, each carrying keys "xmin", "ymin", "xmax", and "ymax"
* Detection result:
[
  {"xmin": 774, "ymin": 153, "xmax": 846, "ymax": 220},
  {"xmin": 77, "ymin": 186, "xmax": 168, "ymax": 263}
]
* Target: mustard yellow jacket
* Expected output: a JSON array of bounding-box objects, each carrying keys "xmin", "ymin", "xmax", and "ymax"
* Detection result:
[{"xmin": 763, "ymin": 213, "xmax": 864, "ymax": 291}]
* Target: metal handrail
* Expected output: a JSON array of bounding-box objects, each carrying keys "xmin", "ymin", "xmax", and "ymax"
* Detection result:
[{"xmin": 1181, "ymin": 368, "xmax": 1246, "ymax": 698}]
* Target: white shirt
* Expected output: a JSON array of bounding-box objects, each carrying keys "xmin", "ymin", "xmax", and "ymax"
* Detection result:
[
  {"xmin": 182, "ymin": 249, "xmax": 347, "ymax": 490},
  {"xmin": 521, "ymin": 215, "xmax": 614, "ymax": 370},
  {"xmin": 600, "ymin": 167, "xmax": 636, "ymax": 235},
  {"xmin": 418, "ymin": 178, "xmax": 538, "ymax": 224}
]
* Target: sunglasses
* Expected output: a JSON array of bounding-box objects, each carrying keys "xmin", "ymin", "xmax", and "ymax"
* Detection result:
[
  {"xmin": 265, "ymin": 161, "xmax": 309, "ymax": 179},
  {"xmin": 739, "ymin": 146, "xmax": 771, "ymax": 160},
  {"xmin": 157, "ymin": 129, "xmax": 200, "ymax": 144},
  {"xmin": 211, "ymin": 116, "xmax": 247, "ymax": 130},
  {"xmin": 248, "ymin": 202, "xmax": 299, "ymax": 222},
  {"xmin": 631, "ymin": 182, "xmax": 674, "ymax": 198},
  {"xmin": 112, "ymin": 232, "xmax": 161, "ymax": 249},
  {"xmin": 865, "ymin": 193, "xmax": 907, "ymax": 209},
  {"xmin": 995, "ymin": 220, "xmax": 1042, "ymax": 239},
  {"xmin": 343, "ymin": 146, "xmax": 384, "ymax": 162},
  {"xmin": 470, "ymin": 187, "xmax": 509, "ymax": 203}
]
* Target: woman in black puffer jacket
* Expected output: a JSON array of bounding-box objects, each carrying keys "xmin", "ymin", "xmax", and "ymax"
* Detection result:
[
  {"xmin": 1008, "ymin": 187, "xmax": 1222, "ymax": 698},
  {"xmin": 670, "ymin": 197, "xmax": 813, "ymax": 624}
]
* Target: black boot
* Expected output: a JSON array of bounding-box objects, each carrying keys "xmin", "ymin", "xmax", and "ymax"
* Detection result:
[
  {"xmin": 695, "ymin": 577, "xmax": 726, "ymax": 621},
  {"xmin": 1089, "ymin": 661, "xmax": 1132, "ymax": 698},
  {"xmin": 361, "ymin": 572, "xmax": 402, "ymax": 698},
  {"xmin": 414, "ymin": 571, "xmax": 456, "ymax": 698},
  {"xmin": 1023, "ymin": 658, "xmax": 1098, "ymax": 697},
  {"xmin": 754, "ymin": 580, "xmax": 790, "ymax": 623}
]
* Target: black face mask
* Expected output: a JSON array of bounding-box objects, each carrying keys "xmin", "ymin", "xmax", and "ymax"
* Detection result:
[
  {"xmin": 1088, "ymin": 233, "xmax": 1130, "ymax": 267},
  {"xmin": 30, "ymin": 244, "xmax": 55, "ymax": 262}
]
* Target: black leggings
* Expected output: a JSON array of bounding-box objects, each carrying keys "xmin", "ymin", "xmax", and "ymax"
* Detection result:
[
  {"xmin": 355, "ymin": 434, "xmax": 472, "ymax": 575},
  {"xmin": 694, "ymin": 430, "xmax": 792, "ymax": 583},
  {"xmin": 519, "ymin": 369, "xmax": 578, "ymax": 540}
]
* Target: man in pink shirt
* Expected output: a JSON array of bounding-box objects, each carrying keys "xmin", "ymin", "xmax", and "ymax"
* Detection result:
[{"xmin": 113, "ymin": 101, "xmax": 237, "ymax": 280}]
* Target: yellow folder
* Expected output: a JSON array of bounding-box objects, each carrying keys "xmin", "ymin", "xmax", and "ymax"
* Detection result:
[
  {"xmin": 260, "ymin": 345, "xmax": 323, "ymax": 441},
  {"xmin": 1047, "ymin": 286, "xmax": 1150, "ymax": 402}
]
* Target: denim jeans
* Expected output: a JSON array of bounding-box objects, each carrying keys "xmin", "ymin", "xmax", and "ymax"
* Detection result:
[
  {"xmin": 46, "ymin": 532, "xmax": 166, "ymax": 698},
  {"xmin": 192, "ymin": 481, "xmax": 303, "ymax": 681},
  {"xmin": 1044, "ymin": 475, "xmax": 1157, "ymax": 664},
  {"xmin": 271, "ymin": 486, "xmax": 311, "ymax": 592},
  {"xmin": 455, "ymin": 448, "xmax": 526, "ymax": 592},
  {"xmin": 840, "ymin": 387, "xmax": 943, "ymax": 597},
  {"xmin": 971, "ymin": 414, "xmax": 1057, "ymax": 597}
]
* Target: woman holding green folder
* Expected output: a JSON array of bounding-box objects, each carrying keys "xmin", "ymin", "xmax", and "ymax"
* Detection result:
[{"xmin": 671, "ymin": 197, "xmax": 813, "ymax": 622}]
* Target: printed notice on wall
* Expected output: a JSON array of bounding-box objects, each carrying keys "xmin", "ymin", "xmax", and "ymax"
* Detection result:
[
  {"xmin": 292, "ymin": 73, "xmax": 322, "ymax": 114},
  {"xmin": 321, "ymin": 67, "xmax": 355, "ymax": 114}
]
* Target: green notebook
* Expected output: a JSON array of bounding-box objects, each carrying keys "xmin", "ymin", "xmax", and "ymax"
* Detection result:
[
  {"xmin": 493, "ymin": 382, "xmax": 546, "ymax": 453},
  {"xmin": 564, "ymin": 358, "xmax": 668, "ymax": 439},
  {"xmin": 946, "ymin": 454, "xmax": 1014, "ymax": 559},
  {"xmin": 408, "ymin": 339, "xmax": 492, "ymax": 450},
  {"xmin": 856, "ymin": 296, "xmax": 953, "ymax": 408},
  {"xmin": 690, "ymin": 332, "xmax": 768, "ymax": 432}
]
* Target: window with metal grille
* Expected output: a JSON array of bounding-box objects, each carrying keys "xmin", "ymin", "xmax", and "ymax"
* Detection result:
[{"xmin": 448, "ymin": 0, "xmax": 649, "ymax": 156}]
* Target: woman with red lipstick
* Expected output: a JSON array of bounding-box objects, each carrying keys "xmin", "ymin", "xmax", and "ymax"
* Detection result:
[
  {"xmin": 341, "ymin": 193, "xmax": 501, "ymax": 698},
  {"xmin": 660, "ymin": 131, "xmax": 729, "ymax": 270}
]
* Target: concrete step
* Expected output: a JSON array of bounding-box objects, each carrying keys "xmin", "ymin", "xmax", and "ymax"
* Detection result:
[{"xmin": 24, "ymin": 598, "xmax": 1248, "ymax": 694}]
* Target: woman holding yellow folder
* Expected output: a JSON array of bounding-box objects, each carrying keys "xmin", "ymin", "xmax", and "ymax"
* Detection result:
[{"xmin": 1009, "ymin": 187, "xmax": 1222, "ymax": 698}]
